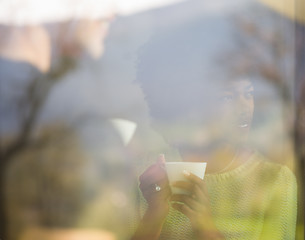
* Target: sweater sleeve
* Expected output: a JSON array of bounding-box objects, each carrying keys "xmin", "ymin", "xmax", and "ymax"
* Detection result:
[{"xmin": 260, "ymin": 166, "xmax": 297, "ymax": 240}]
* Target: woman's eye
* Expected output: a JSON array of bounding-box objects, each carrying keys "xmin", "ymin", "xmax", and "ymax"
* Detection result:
[
  {"xmin": 245, "ymin": 91, "xmax": 254, "ymax": 99},
  {"xmin": 220, "ymin": 95, "xmax": 233, "ymax": 102}
]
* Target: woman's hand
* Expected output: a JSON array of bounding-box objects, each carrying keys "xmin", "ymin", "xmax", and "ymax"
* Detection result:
[
  {"xmin": 170, "ymin": 172, "xmax": 224, "ymax": 239},
  {"xmin": 139, "ymin": 154, "xmax": 171, "ymax": 218},
  {"xmin": 131, "ymin": 155, "xmax": 171, "ymax": 240}
]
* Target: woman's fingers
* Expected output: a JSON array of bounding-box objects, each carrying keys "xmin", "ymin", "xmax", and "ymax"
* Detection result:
[
  {"xmin": 141, "ymin": 181, "xmax": 171, "ymax": 195},
  {"xmin": 139, "ymin": 170, "xmax": 170, "ymax": 199},
  {"xmin": 140, "ymin": 175, "xmax": 168, "ymax": 191},
  {"xmin": 171, "ymin": 202, "xmax": 196, "ymax": 219},
  {"xmin": 172, "ymin": 181, "xmax": 207, "ymax": 201},
  {"xmin": 139, "ymin": 164, "xmax": 164, "ymax": 184},
  {"xmin": 172, "ymin": 180, "xmax": 192, "ymax": 189},
  {"xmin": 170, "ymin": 194, "xmax": 202, "ymax": 211},
  {"xmin": 182, "ymin": 171, "xmax": 209, "ymax": 195},
  {"xmin": 183, "ymin": 171, "xmax": 205, "ymax": 189},
  {"xmin": 139, "ymin": 156, "xmax": 168, "ymax": 188},
  {"xmin": 172, "ymin": 173, "xmax": 210, "ymax": 205},
  {"xmin": 183, "ymin": 172, "xmax": 210, "ymax": 196},
  {"xmin": 138, "ymin": 154, "xmax": 172, "ymax": 206}
]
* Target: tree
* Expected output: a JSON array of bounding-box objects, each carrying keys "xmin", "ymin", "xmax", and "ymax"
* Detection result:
[{"xmin": 0, "ymin": 54, "xmax": 76, "ymax": 239}]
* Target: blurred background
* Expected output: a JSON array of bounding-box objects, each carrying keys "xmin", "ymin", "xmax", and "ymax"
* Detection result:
[{"xmin": 0, "ymin": 0, "xmax": 304, "ymax": 239}]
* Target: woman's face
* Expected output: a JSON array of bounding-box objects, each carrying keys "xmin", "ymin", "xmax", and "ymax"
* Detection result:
[
  {"xmin": 154, "ymin": 79, "xmax": 254, "ymax": 151},
  {"xmin": 212, "ymin": 79, "xmax": 254, "ymax": 145}
]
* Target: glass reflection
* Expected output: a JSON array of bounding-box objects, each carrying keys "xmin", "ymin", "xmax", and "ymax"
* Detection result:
[{"xmin": 0, "ymin": 0, "xmax": 302, "ymax": 240}]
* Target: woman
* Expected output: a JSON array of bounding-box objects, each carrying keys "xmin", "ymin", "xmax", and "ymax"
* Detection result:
[{"xmin": 131, "ymin": 23, "xmax": 297, "ymax": 240}]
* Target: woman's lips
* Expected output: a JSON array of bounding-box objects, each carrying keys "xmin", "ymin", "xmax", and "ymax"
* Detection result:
[
  {"xmin": 237, "ymin": 117, "xmax": 251, "ymax": 129},
  {"xmin": 238, "ymin": 123, "xmax": 248, "ymax": 128}
]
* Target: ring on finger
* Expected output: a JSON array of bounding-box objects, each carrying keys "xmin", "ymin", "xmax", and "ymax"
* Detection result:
[{"xmin": 155, "ymin": 184, "xmax": 161, "ymax": 192}]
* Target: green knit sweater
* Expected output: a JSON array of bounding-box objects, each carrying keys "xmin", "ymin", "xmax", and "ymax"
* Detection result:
[{"xmin": 139, "ymin": 152, "xmax": 297, "ymax": 240}]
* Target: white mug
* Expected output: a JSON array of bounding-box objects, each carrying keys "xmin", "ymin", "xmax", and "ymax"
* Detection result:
[{"xmin": 165, "ymin": 162, "xmax": 207, "ymax": 194}]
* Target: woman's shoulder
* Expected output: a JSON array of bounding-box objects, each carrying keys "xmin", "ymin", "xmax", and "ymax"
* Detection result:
[{"xmin": 252, "ymin": 152, "xmax": 297, "ymax": 186}]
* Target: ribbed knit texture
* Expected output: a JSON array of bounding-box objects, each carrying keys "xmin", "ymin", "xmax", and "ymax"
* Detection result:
[{"xmin": 138, "ymin": 152, "xmax": 297, "ymax": 240}]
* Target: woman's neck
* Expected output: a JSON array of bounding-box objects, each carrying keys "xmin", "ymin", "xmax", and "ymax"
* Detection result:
[{"xmin": 179, "ymin": 143, "xmax": 253, "ymax": 174}]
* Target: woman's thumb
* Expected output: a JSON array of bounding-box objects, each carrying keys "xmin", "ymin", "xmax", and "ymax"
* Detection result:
[{"xmin": 157, "ymin": 153, "xmax": 165, "ymax": 167}]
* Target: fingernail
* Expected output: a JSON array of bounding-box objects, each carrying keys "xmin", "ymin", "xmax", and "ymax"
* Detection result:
[
  {"xmin": 159, "ymin": 154, "xmax": 165, "ymax": 164},
  {"xmin": 183, "ymin": 170, "xmax": 190, "ymax": 176}
]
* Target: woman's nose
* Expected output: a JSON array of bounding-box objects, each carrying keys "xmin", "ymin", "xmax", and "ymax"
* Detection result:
[{"xmin": 235, "ymin": 95, "xmax": 251, "ymax": 114}]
